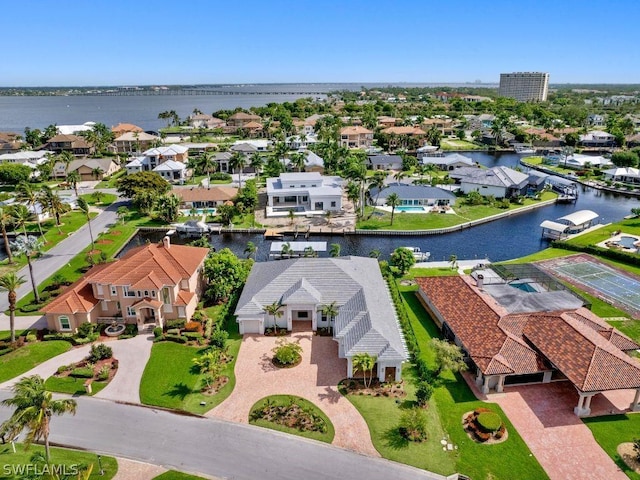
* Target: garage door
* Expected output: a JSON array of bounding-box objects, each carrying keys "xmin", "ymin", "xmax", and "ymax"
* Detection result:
[{"xmin": 241, "ymin": 319, "xmax": 261, "ymax": 334}]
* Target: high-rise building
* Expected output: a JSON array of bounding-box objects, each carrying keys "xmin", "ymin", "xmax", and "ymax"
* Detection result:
[{"xmin": 498, "ymin": 72, "xmax": 549, "ymax": 102}]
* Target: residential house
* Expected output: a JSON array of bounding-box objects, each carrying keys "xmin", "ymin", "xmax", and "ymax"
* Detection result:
[
  {"xmin": 422, "ymin": 118, "xmax": 455, "ymax": 136},
  {"xmin": 0, "ymin": 132, "xmax": 23, "ymax": 154},
  {"xmin": 0, "ymin": 150, "xmax": 52, "ymax": 169},
  {"xmin": 235, "ymin": 257, "xmax": 409, "ymax": 381},
  {"xmin": 626, "ymin": 133, "xmax": 640, "ymax": 148},
  {"xmin": 42, "ymin": 237, "xmax": 209, "ymax": 331},
  {"xmin": 53, "ymin": 157, "xmax": 120, "ymax": 181},
  {"xmin": 143, "ymin": 145, "xmax": 189, "ymax": 164},
  {"xmin": 172, "ymin": 186, "xmax": 238, "ymax": 209},
  {"xmin": 189, "ymin": 114, "xmax": 225, "ymax": 129},
  {"xmin": 232, "ymin": 140, "xmax": 270, "ymax": 152},
  {"xmin": 377, "ymin": 116, "xmax": 399, "ymax": 128},
  {"xmin": 579, "ymin": 130, "xmax": 616, "ymax": 147},
  {"xmin": 416, "ymin": 273, "xmax": 640, "ymax": 416},
  {"xmin": 284, "ymin": 151, "xmax": 325, "ymax": 173},
  {"xmin": 57, "ymin": 122, "xmax": 95, "ymax": 135},
  {"xmin": 266, "ymin": 172, "xmax": 342, "ymax": 216},
  {"xmin": 111, "ymin": 123, "xmax": 144, "ymax": 136},
  {"xmin": 241, "ymin": 121, "xmax": 264, "ymax": 137},
  {"xmin": 340, "ymin": 126, "xmax": 374, "ymax": 149},
  {"xmin": 226, "ymin": 112, "xmax": 262, "ymax": 128},
  {"xmin": 303, "ymin": 114, "xmax": 324, "ymax": 135},
  {"xmin": 423, "ymin": 153, "xmax": 474, "ymax": 171},
  {"xmin": 286, "ymin": 134, "xmax": 318, "ymax": 150},
  {"xmin": 367, "ymin": 154, "xmax": 403, "ymax": 170},
  {"xmin": 113, "ymin": 132, "xmax": 159, "ymax": 154},
  {"xmin": 588, "ymin": 114, "xmax": 605, "ymax": 127},
  {"xmin": 45, "ymin": 134, "xmax": 93, "ymax": 156},
  {"xmin": 450, "ymin": 166, "xmax": 529, "ymax": 198},
  {"xmin": 153, "ymin": 160, "xmax": 188, "ymax": 183},
  {"xmin": 558, "ymin": 153, "xmax": 612, "ymax": 169},
  {"xmin": 380, "ymin": 126, "xmax": 427, "ymax": 149},
  {"xmin": 369, "ymin": 183, "xmax": 456, "ymax": 207}
]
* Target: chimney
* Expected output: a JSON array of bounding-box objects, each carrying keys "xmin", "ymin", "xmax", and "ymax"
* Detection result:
[{"xmin": 163, "ymin": 236, "xmax": 170, "ymax": 249}]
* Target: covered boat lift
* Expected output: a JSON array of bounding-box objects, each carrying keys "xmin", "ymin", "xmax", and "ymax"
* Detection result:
[{"xmin": 557, "ymin": 210, "xmax": 599, "ymax": 234}]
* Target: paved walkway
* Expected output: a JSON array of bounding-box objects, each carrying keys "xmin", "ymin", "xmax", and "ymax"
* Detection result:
[
  {"xmin": 209, "ymin": 327, "xmax": 379, "ymax": 456},
  {"xmin": 112, "ymin": 458, "xmax": 167, "ymax": 480},
  {"xmin": 0, "ymin": 314, "xmax": 47, "ymax": 331},
  {"xmin": 464, "ymin": 374, "xmax": 629, "ymax": 480},
  {"xmin": 96, "ymin": 333, "xmax": 154, "ymax": 404}
]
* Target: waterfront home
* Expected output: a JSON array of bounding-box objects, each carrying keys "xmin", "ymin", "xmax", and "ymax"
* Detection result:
[
  {"xmin": 232, "ymin": 139, "xmax": 271, "ymax": 152},
  {"xmin": 602, "ymin": 166, "xmax": 640, "ymax": 184},
  {"xmin": 422, "ymin": 153, "xmax": 474, "ymax": 170},
  {"xmin": 53, "ymin": 157, "xmax": 120, "ymax": 181},
  {"xmin": 579, "ymin": 130, "xmax": 616, "ymax": 147},
  {"xmin": 226, "ymin": 112, "xmax": 262, "ymax": 128},
  {"xmin": 144, "ymin": 145, "xmax": 189, "ymax": 164},
  {"xmin": 554, "ymin": 153, "xmax": 612, "ymax": 169},
  {"xmin": 56, "ymin": 122, "xmax": 95, "ymax": 135},
  {"xmin": 340, "ymin": 126, "xmax": 374, "ymax": 149},
  {"xmin": 235, "ymin": 257, "xmax": 409, "ymax": 381},
  {"xmin": 450, "ymin": 166, "xmax": 529, "ymax": 198},
  {"xmin": 172, "ymin": 185, "xmax": 237, "ymax": 209},
  {"xmin": 369, "ymin": 183, "xmax": 456, "ymax": 207},
  {"xmin": 189, "ymin": 114, "xmax": 225, "ymax": 129},
  {"xmin": 380, "ymin": 126, "xmax": 427, "ymax": 149},
  {"xmin": 42, "ymin": 236, "xmax": 209, "ymax": 331},
  {"xmin": 266, "ymin": 172, "xmax": 342, "ymax": 216},
  {"xmin": 367, "ymin": 154, "xmax": 403, "ymax": 170},
  {"xmin": 111, "ymin": 123, "xmax": 143, "ymax": 136},
  {"xmin": 0, "ymin": 132, "xmax": 23, "ymax": 153},
  {"xmin": 0, "ymin": 150, "xmax": 51, "ymax": 169},
  {"xmin": 417, "ymin": 274, "xmax": 640, "ymax": 416},
  {"xmin": 113, "ymin": 131, "xmax": 159, "ymax": 154},
  {"xmin": 285, "ymin": 134, "xmax": 318, "ymax": 150},
  {"xmin": 421, "ymin": 117, "xmax": 455, "ymax": 136},
  {"xmin": 45, "ymin": 134, "xmax": 93, "ymax": 156}
]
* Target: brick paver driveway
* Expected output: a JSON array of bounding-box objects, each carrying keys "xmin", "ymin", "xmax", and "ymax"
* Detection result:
[
  {"xmin": 209, "ymin": 327, "xmax": 379, "ymax": 456},
  {"xmin": 465, "ymin": 376, "xmax": 630, "ymax": 480}
]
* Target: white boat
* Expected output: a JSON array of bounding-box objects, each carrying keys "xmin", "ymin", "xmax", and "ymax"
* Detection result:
[
  {"xmin": 514, "ymin": 144, "xmax": 536, "ymax": 154},
  {"xmin": 173, "ymin": 220, "xmax": 209, "ymax": 237},
  {"xmin": 402, "ymin": 247, "xmax": 430, "ymax": 261}
]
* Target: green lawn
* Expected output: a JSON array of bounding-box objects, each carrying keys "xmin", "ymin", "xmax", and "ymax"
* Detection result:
[
  {"xmin": 343, "ymin": 279, "xmax": 547, "ymax": 480},
  {"xmin": 0, "ymin": 329, "xmax": 32, "ymax": 342},
  {"xmin": 249, "ymin": 395, "xmax": 335, "ymax": 443},
  {"xmin": 44, "ymin": 375, "xmax": 108, "ymax": 396},
  {"xmin": 440, "ymin": 139, "xmax": 485, "ymax": 150},
  {"xmin": 153, "ymin": 472, "xmax": 208, "ymax": 480},
  {"xmin": 95, "ymin": 169, "xmax": 126, "ymax": 188},
  {"xmin": 583, "ymin": 413, "xmax": 640, "ymax": 480},
  {"xmin": 0, "ymin": 443, "xmax": 118, "ymax": 479},
  {"xmin": 357, "ymin": 192, "xmax": 556, "ymax": 231},
  {"xmin": 407, "ymin": 267, "xmax": 459, "ymax": 278},
  {"xmin": 567, "ymin": 218, "xmax": 640, "ymax": 248},
  {"xmin": 80, "ymin": 192, "xmax": 118, "ymax": 206},
  {"xmin": 0, "ymin": 341, "xmax": 71, "ymax": 383}
]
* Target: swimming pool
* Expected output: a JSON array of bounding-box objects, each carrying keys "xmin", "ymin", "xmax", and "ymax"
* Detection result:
[
  {"xmin": 616, "ymin": 236, "xmax": 639, "ymax": 249},
  {"xmin": 395, "ymin": 206, "xmax": 427, "ymax": 212},
  {"xmin": 181, "ymin": 208, "xmax": 216, "ymax": 216}
]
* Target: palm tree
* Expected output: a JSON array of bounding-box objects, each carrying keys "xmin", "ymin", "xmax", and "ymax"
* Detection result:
[
  {"xmin": 449, "ymin": 254, "xmax": 458, "ymax": 270},
  {"xmin": 202, "ymin": 151, "xmax": 218, "ymax": 186},
  {"xmin": 0, "ymin": 273, "xmax": 26, "ymax": 343},
  {"xmin": 320, "ymin": 301, "xmax": 339, "ymax": 335},
  {"xmin": 289, "ymin": 152, "xmax": 306, "ymax": 172},
  {"xmin": 386, "ymin": 192, "xmax": 401, "ymax": 226},
  {"xmin": 11, "ymin": 235, "xmax": 43, "ymax": 304},
  {"xmin": 393, "ymin": 171, "xmax": 406, "ymax": 183},
  {"xmin": 77, "ymin": 197, "xmax": 95, "ymax": 252},
  {"xmin": 0, "ymin": 375, "xmax": 77, "ymax": 463},
  {"xmin": 39, "ymin": 186, "xmax": 67, "ymax": 230},
  {"xmin": 250, "ymin": 152, "xmax": 264, "ymax": 175},
  {"xmin": 263, "ymin": 301, "xmax": 284, "ymax": 333},
  {"xmin": 91, "ymin": 167, "xmax": 103, "ymax": 180},
  {"xmin": 352, "ymin": 353, "xmax": 376, "ymax": 388},
  {"xmin": 329, "ymin": 243, "xmax": 341, "ymax": 258},
  {"xmin": 15, "ymin": 182, "xmax": 44, "ymax": 237},
  {"xmin": 244, "ymin": 241, "xmax": 257, "ymax": 259},
  {"xmin": 367, "ymin": 171, "xmax": 386, "ymax": 219},
  {"xmin": 229, "ymin": 151, "xmax": 247, "ymax": 190},
  {"xmin": 10, "ymin": 204, "xmax": 31, "ymax": 237},
  {"xmin": 369, "ymin": 249, "xmax": 381, "ymax": 259},
  {"xmin": 117, "ymin": 206, "xmax": 128, "ymax": 224},
  {"xmin": 57, "ymin": 151, "xmax": 75, "ymax": 176},
  {"xmin": 0, "ymin": 207, "xmax": 15, "ymax": 263},
  {"xmin": 66, "ymin": 170, "xmax": 80, "ymax": 196},
  {"xmin": 280, "ymin": 242, "xmax": 293, "ymax": 259},
  {"xmin": 346, "ymin": 181, "xmax": 360, "ymax": 217}
]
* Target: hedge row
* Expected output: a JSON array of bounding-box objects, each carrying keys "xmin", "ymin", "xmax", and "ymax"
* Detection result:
[{"xmin": 551, "ymin": 240, "xmax": 640, "ymax": 267}]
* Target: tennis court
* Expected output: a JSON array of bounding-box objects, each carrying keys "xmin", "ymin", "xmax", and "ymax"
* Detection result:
[{"xmin": 538, "ymin": 254, "xmax": 640, "ymax": 318}]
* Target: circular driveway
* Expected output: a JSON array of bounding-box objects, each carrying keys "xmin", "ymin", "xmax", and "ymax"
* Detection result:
[{"xmin": 208, "ymin": 328, "xmax": 379, "ymax": 456}]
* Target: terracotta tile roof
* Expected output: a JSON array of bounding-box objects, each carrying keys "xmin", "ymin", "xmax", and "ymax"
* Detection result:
[
  {"xmin": 91, "ymin": 242, "xmax": 209, "ymax": 288},
  {"xmin": 242, "ymin": 121, "xmax": 263, "ymax": 129},
  {"xmin": 172, "ymin": 186, "xmax": 238, "ymax": 203},
  {"xmin": 340, "ymin": 126, "xmax": 373, "ymax": 135},
  {"xmin": 48, "ymin": 134, "xmax": 91, "ymax": 148},
  {"xmin": 565, "ymin": 309, "xmax": 639, "ymax": 351},
  {"xmin": 176, "ymin": 290, "xmax": 196, "ymax": 306},
  {"xmin": 523, "ymin": 313, "xmax": 640, "ymax": 392},
  {"xmin": 111, "ymin": 123, "xmax": 143, "ymax": 134},
  {"xmin": 382, "ymin": 126, "xmax": 426, "ymax": 135},
  {"xmin": 228, "ymin": 112, "xmax": 261, "ymax": 120},
  {"xmin": 42, "ymin": 264, "xmax": 109, "ymax": 314},
  {"xmin": 132, "ymin": 298, "xmax": 163, "ymax": 310}
]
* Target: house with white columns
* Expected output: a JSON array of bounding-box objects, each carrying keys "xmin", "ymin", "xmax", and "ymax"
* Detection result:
[
  {"xmin": 234, "ymin": 257, "xmax": 409, "ymax": 382},
  {"xmin": 417, "ymin": 275, "xmax": 640, "ymax": 416}
]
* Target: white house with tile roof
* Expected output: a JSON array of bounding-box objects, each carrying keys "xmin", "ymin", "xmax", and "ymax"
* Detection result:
[{"xmin": 235, "ymin": 257, "xmax": 409, "ymax": 381}]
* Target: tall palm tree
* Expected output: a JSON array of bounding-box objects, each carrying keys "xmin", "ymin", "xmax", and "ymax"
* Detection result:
[
  {"xmin": 11, "ymin": 235, "xmax": 43, "ymax": 304},
  {"xmin": 203, "ymin": 151, "xmax": 218, "ymax": 186},
  {"xmin": 77, "ymin": 197, "xmax": 95, "ymax": 252},
  {"xmin": 10, "ymin": 204, "xmax": 31, "ymax": 236},
  {"xmin": 387, "ymin": 192, "xmax": 401, "ymax": 226},
  {"xmin": 289, "ymin": 152, "xmax": 306, "ymax": 172},
  {"xmin": 39, "ymin": 186, "xmax": 66, "ymax": 230},
  {"xmin": 66, "ymin": 170, "xmax": 80, "ymax": 196},
  {"xmin": 0, "ymin": 273, "xmax": 26, "ymax": 343},
  {"xmin": 229, "ymin": 151, "xmax": 247, "ymax": 190},
  {"xmin": 346, "ymin": 181, "xmax": 361, "ymax": 218},
  {"xmin": 352, "ymin": 353, "xmax": 376, "ymax": 388},
  {"xmin": 393, "ymin": 170, "xmax": 406, "ymax": 183},
  {"xmin": 0, "ymin": 375, "xmax": 77, "ymax": 463},
  {"xmin": 263, "ymin": 301, "xmax": 284, "ymax": 333},
  {"xmin": 244, "ymin": 241, "xmax": 257, "ymax": 259},
  {"xmin": 91, "ymin": 167, "xmax": 103, "ymax": 180},
  {"xmin": 367, "ymin": 171, "xmax": 387, "ymax": 219},
  {"xmin": 0, "ymin": 207, "xmax": 14, "ymax": 264},
  {"xmin": 15, "ymin": 182, "xmax": 44, "ymax": 237},
  {"xmin": 320, "ymin": 301, "xmax": 339, "ymax": 335},
  {"xmin": 249, "ymin": 152, "xmax": 264, "ymax": 175},
  {"xmin": 57, "ymin": 151, "xmax": 75, "ymax": 176}
]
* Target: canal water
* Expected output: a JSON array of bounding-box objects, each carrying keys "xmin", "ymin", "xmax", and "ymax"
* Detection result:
[{"xmin": 122, "ymin": 152, "xmax": 639, "ymax": 263}]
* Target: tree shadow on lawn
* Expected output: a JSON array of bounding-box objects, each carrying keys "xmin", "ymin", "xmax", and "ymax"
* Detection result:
[
  {"xmin": 440, "ymin": 373, "xmax": 478, "ymax": 405},
  {"xmin": 164, "ymin": 382, "xmax": 193, "ymax": 400},
  {"xmin": 383, "ymin": 426, "xmax": 409, "ymax": 450}
]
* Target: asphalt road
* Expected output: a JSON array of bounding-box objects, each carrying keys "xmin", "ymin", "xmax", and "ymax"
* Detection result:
[
  {"xmin": 0, "ymin": 393, "xmax": 448, "ymax": 480},
  {"xmin": 0, "ymin": 200, "xmax": 125, "ymax": 313}
]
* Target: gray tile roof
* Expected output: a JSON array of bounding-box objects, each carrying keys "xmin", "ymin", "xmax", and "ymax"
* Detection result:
[
  {"xmin": 370, "ymin": 183, "xmax": 456, "ymax": 200},
  {"xmin": 367, "ymin": 154, "xmax": 403, "ymax": 166},
  {"xmin": 236, "ymin": 257, "xmax": 408, "ymax": 362},
  {"xmin": 455, "ymin": 166, "xmax": 529, "ymax": 188}
]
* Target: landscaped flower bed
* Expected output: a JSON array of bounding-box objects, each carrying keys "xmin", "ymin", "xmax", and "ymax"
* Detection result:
[
  {"xmin": 340, "ymin": 378, "xmax": 406, "ymax": 399},
  {"xmin": 45, "ymin": 344, "xmax": 117, "ymax": 396},
  {"xmin": 463, "ymin": 408, "xmax": 508, "ymax": 444}
]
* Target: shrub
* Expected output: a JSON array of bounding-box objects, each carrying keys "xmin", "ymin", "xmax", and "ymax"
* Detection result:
[
  {"xmin": 87, "ymin": 343, "xmax": 113, "ymax": 363},
  {"xmin": 272, "ymin": 339, "xmax": 302, "ymax": 366},
  {"xmin": 184, "ymin": 321, "xmax": 200, "ymax": 332},
  {"xmin": 73, "ymin": 336, "xmax": 94, "ymax": 345},
  {"xmin": 191, "ymin": 310, "xmax": 205, "ymax": 323},
  {"xmin": 166, "ymin": 319, "xmax": 186, "ymax": 330},
  {"xmin": 56, "ymin": 364, "xmax": 72, "ymax": 374},
  {"xmin": 415, "ymin": 381, "xmax": 434, "ymax": 407},
  {"xmin": 76, "ymin": 322, "xmax": 96, "ymax": 338},
  {"xmin": 210, "ymin": 327, "xmax": 229, "ymax": 349},
  {"xmin": 124, "ymin": 324, "xmax": 137, "ymax": 336},
  {"xmin": 0, "ymin": 346, "xmax": 17, "ymax": 356},
  {"xmin": 183, "ymin": 332, "xmax": 203, "ymax": 340},
  {"xmin": 398, "ymin": 408, "xmax": 428, "ymax": 442},
  {"xmin": 153, "ymin": 327, "xmax": 163, "ymax": 338},
  {"xmin": 25, "ymin": 333, "xmax": 37, "ymax": 343},
  {"xmin": 97, "ymin": 365, "xmax": 110, "ymax": 381},
  {"xmin": 633, "ymin": 438, "xmax": 640, "ymax": 461},
  {"xmin": 167, "ymin": 328, "xmax": 181, "ymax": 335},
  {"xmin": 476, "ymin": 411, "xmax": 502, "ymax": 433},
  {"xmin": 164, "ymin": 334, "xmax": 188, "ymax": 344},
  {"xmin": 70, "ymin": 367, "xmax": 94, "ymax": 378},
  {"xmin": 204, "ymin": 318, "xmax": 214, "ymax": 339}
]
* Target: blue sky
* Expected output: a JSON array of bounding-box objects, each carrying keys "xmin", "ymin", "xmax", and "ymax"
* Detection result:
[{"xmin": 4, "ymin": 0, "xmax": 638, "ymax": 86}]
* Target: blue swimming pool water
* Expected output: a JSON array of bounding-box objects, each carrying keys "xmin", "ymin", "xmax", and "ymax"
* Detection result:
[
  {"xmin": 181, "ymin": 208, "xmax": 216, "ymax": 216},
  {"xmin": 396, "ymin": 206, "xmax": 426, "ymax": 212},
  {"xmin": 617, "ymin": 236, "xmax": 639, "ymax": 249}
]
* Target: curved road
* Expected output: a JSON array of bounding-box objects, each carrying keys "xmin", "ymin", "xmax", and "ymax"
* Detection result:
[{"xmin": 0, "ymin": 393, "xmax": 447, "ymax": 480}]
